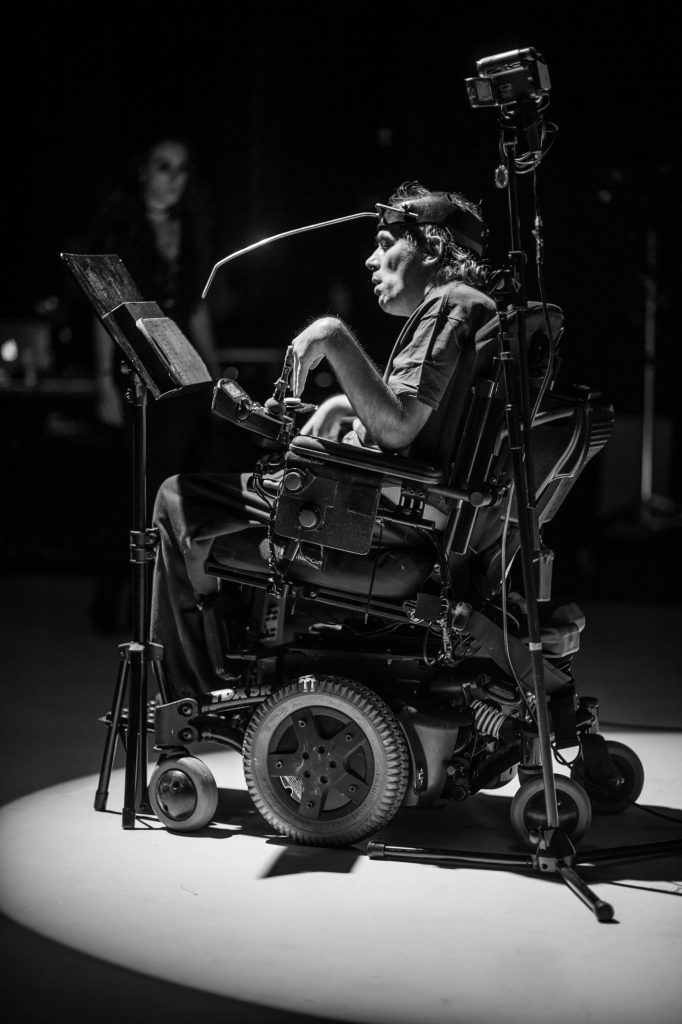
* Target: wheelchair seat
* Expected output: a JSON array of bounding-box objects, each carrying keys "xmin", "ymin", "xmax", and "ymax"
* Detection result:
[
  {"xmin": 205, "ymin": 382, "xmax": 613, "ymax": 620},
  {"xmin": 209, "ymin": 521, "xmax": 437, "ymax": 601}
]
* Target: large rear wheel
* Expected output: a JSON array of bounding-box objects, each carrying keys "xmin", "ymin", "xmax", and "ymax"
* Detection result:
[{"xmin": 243, "ymin": 675, "xmax": 410, "ymax": 846}]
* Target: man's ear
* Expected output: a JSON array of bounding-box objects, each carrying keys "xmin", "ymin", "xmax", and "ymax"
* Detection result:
[{"xmin": 423, "ymin": 235, "xmax": 443, "ymax": 265}]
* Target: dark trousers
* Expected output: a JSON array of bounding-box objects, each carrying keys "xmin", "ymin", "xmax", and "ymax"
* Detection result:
[
  {"xmin": 150, "ymin": 471, "xmax": 270, "ymax": 698},
  {"xmin": 150, "ymin": 473, "xmax": 446, "ymax": 701}
]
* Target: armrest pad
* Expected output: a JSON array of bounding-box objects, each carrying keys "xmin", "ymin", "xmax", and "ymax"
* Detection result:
[{"xmin": 289, "ymin": 435, "xmax": 445, "ymax": 485}]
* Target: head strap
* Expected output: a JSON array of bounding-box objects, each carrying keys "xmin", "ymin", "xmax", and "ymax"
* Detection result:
[{"xmin": 376, "ymin": 193, "xmax": 488, "ymax": 256}]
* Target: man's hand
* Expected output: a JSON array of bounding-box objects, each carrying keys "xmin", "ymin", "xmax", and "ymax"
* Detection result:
[
  {"xmin": 290, "ymin": 315, "xmax": 431, "ymax": 451},
  {"xmin": 291, "ymin": 319, "xmax": 334, "ymax": 397}
]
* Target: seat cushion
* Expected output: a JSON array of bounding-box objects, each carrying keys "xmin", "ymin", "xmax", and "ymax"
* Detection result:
[{"xmin": 207, "ymin": 525, "xmax": 437, "ymax": 600}]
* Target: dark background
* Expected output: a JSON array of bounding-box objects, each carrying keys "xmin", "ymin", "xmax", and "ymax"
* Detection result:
[{"xmin": 2, "ymin": 6, "xmax": 680, "ymax": 598}]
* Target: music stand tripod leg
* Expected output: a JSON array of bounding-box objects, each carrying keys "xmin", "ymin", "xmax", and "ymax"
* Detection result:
[
  {"xmin": 94, "ymin": 639, "xmax": 155, "ymax": 822},
  {"xmin": 94, "ymin": 648, "xmax": 129, "ymax": 812},
  {"xmin": 120, "ymin": 642, "xmax": 151, "ymax": 827}
]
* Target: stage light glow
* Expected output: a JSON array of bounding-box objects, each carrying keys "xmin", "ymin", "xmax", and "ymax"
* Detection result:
[{"xmin": 1, "ymin": 339, "xmax": 19, "ymax": 362}]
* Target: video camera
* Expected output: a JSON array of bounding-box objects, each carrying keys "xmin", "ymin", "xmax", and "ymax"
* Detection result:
[{"xmin": 465, "ymin": 47, "xmax": 550, "ymax": 108}]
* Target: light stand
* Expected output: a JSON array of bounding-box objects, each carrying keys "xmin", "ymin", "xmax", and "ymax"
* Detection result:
[
  {"xmin": 62, "ymin": 253, "xmax": 212, "ymax": 827},
  {"xmin": 492, "ymin": 96, "xmax": 568, "ymax": 860},
  {"xmin": 367, "ymin": 52, "xmax": 682, "ymax": 921}
]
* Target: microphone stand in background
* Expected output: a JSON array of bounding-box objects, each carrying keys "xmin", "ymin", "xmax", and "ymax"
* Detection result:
[{"xmin": 638, "ymin": 220, "xmax": 681, "ymax": 531}]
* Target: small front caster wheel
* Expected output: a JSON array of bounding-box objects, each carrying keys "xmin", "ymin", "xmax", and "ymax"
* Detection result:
[
  {"xmin": 571, "ymin": 740, "xmax": 645, "ymax": 815},
  {"xmin": 148, "ymin": 755, "xmax": 218, "ymax": 832},
  {"xmin": 510, "ymin": 774, "xmax": 592, "ymax": 848}
]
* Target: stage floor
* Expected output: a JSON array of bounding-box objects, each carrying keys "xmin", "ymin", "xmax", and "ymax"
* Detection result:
[{"xmin": 1, "ymin": 573, "xmax": 681, "ymax": 1024}]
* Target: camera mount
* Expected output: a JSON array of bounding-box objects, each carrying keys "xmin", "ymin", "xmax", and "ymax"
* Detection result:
[{"xmin": 466, "ymin": 47, "xmax": 550, "ymax": 112}]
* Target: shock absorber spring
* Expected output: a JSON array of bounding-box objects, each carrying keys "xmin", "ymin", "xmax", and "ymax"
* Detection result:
[{"xmin": 470, "ymin": 699, "xmax": 511, "ymax": 740}]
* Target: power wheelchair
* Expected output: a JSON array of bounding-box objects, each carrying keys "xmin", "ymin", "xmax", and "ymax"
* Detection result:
[{"xmin": 148, "ymin": 302, "xmax": 646, "ymax": 851}]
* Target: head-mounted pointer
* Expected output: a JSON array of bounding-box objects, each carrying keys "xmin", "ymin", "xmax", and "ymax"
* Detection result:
[{"xmin": 202, "ymin": 198, "xmax": 487, "ymax": 299}]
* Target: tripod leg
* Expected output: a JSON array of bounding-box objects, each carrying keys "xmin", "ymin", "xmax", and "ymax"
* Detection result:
[
  {"xmin": 558, "ymin": 864, "xmax": 614, "ymax": 922},
  {"xmin": 122, "ymin": 645, "xmax": 144, "ymax": 828},
  {"xmin": 94, "ymin": 654, "xmax": 129, "ymax": 812},
  {"xmin": 135, "ymin": 657, "xmax": 152, "ymax": 814}
]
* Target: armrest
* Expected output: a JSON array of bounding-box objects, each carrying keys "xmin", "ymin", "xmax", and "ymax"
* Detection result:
[{"xmin": 289, "ymin": 435, "xmax": 446, "ymax": 486}]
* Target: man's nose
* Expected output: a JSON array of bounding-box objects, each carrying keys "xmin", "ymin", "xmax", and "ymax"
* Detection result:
[{"xmin": 365, "ymin": 248, "xmax": 380, "ymax": 270}]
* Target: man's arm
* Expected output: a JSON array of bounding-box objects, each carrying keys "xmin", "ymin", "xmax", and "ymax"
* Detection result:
[{"xmin": 291, "ymin": 316, "xmax": 431, "ymax": 451}]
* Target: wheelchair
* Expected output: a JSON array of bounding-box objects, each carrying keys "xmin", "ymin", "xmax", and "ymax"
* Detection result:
[{"xmin": 148, "ymin": 303, "xmax": 645, "ymax": 850}]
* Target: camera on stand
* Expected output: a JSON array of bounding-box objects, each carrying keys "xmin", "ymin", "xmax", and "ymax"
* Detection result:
[{"xmin": 465, "ymin": 47, "xmax": 550, "ymax": 109}]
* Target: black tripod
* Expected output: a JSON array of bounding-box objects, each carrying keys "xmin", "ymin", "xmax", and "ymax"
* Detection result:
[{"xmin": 368, "ymin": 57, "xmax": 682, "ymax": 921}]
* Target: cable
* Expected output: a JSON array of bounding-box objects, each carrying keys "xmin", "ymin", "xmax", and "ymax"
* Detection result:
[
  {"xmin": 553, "ymin": 746, "xmax": 581, "ymax": 770},
  {"xmin": 497, "ymin": 98, "xmax": 557, "ymax": 177},
  {"xmin": 423, "ymin": 625, "xmax": 437, "ymax": 667},
  {"xmin": 529, "ymin": 167, "xmax": 560, "ymax": 423},
  {"xmin": 498, "ymin": 486, "xmax": 540, "ymax": 727}
]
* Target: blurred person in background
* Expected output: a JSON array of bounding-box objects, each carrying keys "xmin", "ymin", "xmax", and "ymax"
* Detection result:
[{"xmin": 86, "ymin": 135, "xmax": 221, "ymax": 633}]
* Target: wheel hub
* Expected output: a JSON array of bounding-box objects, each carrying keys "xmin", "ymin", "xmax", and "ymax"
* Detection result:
[
  {"xmin": 155, "ymin": 769, "xmax": 198, "ymax": 821},
  {"xmin": 272, "ymin": 710, "xmax": 373, "ymax": 816}
]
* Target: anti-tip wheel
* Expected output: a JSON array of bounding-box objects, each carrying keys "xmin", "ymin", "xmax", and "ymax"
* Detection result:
[{"xmin": 571, "ymin": 739, "xmax": 645, "ymax": 815}]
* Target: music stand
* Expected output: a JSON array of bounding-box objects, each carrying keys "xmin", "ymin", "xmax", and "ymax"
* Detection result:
[{"xmin": 61, "ymin": 253, "xmax": 212, "ymax": 828}]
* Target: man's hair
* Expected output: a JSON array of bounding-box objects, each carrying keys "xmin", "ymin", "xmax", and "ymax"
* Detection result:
[{"xmin": 387, "ymin": 181, "xmax": 489, "ymax": 290}]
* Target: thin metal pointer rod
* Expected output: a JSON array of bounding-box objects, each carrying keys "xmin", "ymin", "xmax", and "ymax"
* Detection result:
[{"xmin": 202, "ymin": 212, "xmax": 379, "ymax": 298}]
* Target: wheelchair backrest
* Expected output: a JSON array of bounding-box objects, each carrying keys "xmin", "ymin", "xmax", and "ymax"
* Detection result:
[{"xmin": 439, "ymin": 301, "xmax": 613, "ymax": 596}]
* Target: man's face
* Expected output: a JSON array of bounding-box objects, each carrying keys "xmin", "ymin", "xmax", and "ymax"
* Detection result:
[{"xmin": 365, "ymin": 228, "xmax": 433, "ymax": 317}]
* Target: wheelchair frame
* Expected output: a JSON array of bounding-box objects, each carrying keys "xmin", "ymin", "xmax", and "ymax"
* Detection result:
[{"xmin": 146, "ymin": 360, "xmax": 644, "ymax": 863}]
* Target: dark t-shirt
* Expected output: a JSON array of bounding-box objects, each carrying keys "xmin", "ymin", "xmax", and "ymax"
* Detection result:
[{"xmin": 383, "ymin": 280, "xmax": 498, "ymax": 470}]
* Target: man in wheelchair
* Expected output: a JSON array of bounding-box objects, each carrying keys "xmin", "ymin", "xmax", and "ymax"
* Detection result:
[
  {"xmin": 148, "ymin": 181, "xmax": 642, "ymax": 849},
  {"xmin": 151, "ymin": 180, "xmax": 496, "ymax": 695}
]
